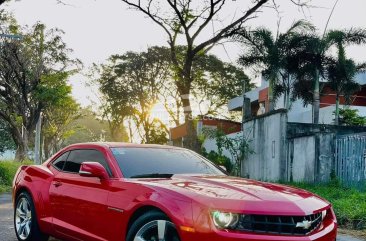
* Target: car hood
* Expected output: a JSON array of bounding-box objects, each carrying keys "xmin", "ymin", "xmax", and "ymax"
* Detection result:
[{"xmin": 129, "ymin": 175, "xmax": 330, "ymax": 216}]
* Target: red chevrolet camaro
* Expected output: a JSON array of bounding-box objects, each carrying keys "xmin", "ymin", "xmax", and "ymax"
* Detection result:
[{"xmin": 12, "ymin": 143, "xmax": 337, "ymax": 241}]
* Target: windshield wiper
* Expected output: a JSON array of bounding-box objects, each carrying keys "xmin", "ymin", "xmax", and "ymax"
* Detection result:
[{"xmin": 129, "ymin": 173, "xmax": 174, "ymax": 178}]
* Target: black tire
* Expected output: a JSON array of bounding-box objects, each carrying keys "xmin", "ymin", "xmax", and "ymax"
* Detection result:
[
  {"xmin": 126, "ymin": 211, "xmax": 180, "ymax": 241},
  {"xmin": 14, "ymin": 192, "xmax": 49, "ymax": 241}
]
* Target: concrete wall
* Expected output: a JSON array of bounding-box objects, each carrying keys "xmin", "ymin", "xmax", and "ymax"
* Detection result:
[
  {"xmin": 287, "ymin": 123, "xmax": 366, "ymax": 183},
  {"xmin": 288, "ymin": 105, "xmax": 366, "ymax": 124},
  {"xmin": 202, "ymin": 110, "xmax": 288, "ymax": 181},
  {"xmin": 288, "ymin": 136, "xmax": 315, "ymax": 182},
  {"xmin": 241, "ymin": 110, "xmax": 287, "ymax": 181},
  {"xmin": 203, "ymin": 110, "xmax": 366, "ymax": 183}
]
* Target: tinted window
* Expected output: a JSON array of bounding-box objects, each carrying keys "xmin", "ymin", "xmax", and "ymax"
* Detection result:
[
  {"xmin": 63, "ymin": 149, "xmax": 112, "ymax": 176},
  {"xmin": 111, "ymin": 147, "xmax": 224, "ymax": 178},
  {"xmin": 52, "ymin": 151, "xmax": 70, "ymax": 170}
]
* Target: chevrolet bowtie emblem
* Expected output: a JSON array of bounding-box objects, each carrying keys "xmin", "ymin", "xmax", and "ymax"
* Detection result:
[{"xmin": 296, "ymin": 220, "xmax": 312, "ymax": 229}]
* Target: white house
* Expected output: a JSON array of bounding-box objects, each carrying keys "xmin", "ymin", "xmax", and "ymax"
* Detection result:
[{"xmin": 228, "ymin": 73, "xmax": 366, "ymax": 124}]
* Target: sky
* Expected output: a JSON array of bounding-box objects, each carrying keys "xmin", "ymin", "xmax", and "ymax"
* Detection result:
[{"xmin": 3, "ymin": 0, "xmax": 366, "ymax": 108}]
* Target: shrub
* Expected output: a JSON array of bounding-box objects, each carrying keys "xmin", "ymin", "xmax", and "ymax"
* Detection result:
[
  {"xmin": 0, "ymin": 160, "xmax": 31, "ymax": 193},
  {"xmin": 0, "ymin": 161, "xmax": 22, "ymax": 187},
  {"xmin": 202, "ymin": 149, "xmax": 233, "ymax": 173}
]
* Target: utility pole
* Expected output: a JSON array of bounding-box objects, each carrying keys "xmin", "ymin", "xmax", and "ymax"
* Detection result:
[{"xmin": 34, "ymin": 112, "xmax": 43, "ymax": 164}]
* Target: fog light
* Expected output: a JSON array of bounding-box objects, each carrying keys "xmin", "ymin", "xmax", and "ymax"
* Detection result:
[{"xmin": 212, "ymin": 211, "xmax": 239, "ymax": 229}]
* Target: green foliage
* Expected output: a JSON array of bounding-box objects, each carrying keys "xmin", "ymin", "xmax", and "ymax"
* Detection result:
[
  {"xmin": 0, "ymin": 161, "xmax": 21, "ymax": 187},
  {"xmin": 95, "ymin": 46, "xmax": 171, "ymax": 144},
  {"xmin": 191, "ymin": 52, "xmax": 252, "ymax": 115},
  {"xmin": 35, "ymin": 72, "xmax": 73, "ymax": 107},
  {"xmin": 293, "ymin": 28, "xmax": 366, "ymax": 115},
  {"xmin": 0, "ymin": 120, "xmax": 15, "ymax": 154},
  {"xmin": 0, "ymin": 160, "xmax": 32, "ymax": 193},
  {"xmin": 203, "ymin": 128, "xmax": 253, "ymax": 176},
  {"xmin": 235, "ymin": 20, "xmax": 315, "ymax": 109},
  {"xmin": 42, "ymin": 92, "xmax": 81, "ymax": 158},
  {"xmin": 337, "ymin": 109, "xmax": 366, "ymax": 126},
  {"xmin": 0, "ymin": 12, "xmax": 80, "ymax": 161},
  {"xmin": 147, "ymin": 119, "xmax": 169, "ymax": 145},
  {"xmin": 202, "ymin": 148, "xmax": 233, "ymax": 173},
  {"xmin": 63, "ymin": 108, "xmax": 128, "ymax": 146},
  {"xmin": 287, "ymin": 182, "xmax": 366, "ymax": 229}
]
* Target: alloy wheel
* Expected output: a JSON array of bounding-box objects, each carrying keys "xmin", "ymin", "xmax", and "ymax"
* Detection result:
[
  {"xmin": 134, "ymin": 220, "xmax": 180, "ymax": 241},
  {"xmin": 15, "ymin": 197, "xmax": 32, "ymax": 240}
]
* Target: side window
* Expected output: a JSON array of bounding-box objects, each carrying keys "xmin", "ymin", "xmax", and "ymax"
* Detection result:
[
  {"xmin": 63, "ymin": 149, "xmax": 112, "ymax": 176},
  {"xmin": 52, "ymin": 151, "xmax": 70, "ymax": 171}
]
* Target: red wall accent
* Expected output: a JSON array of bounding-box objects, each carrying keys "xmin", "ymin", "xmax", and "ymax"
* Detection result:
[
  {"xmin": 320, "ymin": 86, "xmax": 366, "ymax": 108},
  {"xmin": 202, "ymin": 119, "xmax": 241, "ymax": 134}
]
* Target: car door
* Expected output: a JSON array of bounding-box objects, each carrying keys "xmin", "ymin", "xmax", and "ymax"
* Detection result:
[{"xmin": 49, "ymin": 149, "xmax": 112, "ymax": 241}]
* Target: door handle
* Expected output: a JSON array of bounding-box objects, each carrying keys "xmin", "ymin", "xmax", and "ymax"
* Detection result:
[{"xmin": 53, "ymin": 181, "xmax": 62, "ymax": 187}]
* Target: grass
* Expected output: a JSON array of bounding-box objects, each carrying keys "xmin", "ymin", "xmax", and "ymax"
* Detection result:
[
  {"xmin": 286, "ymin": 181, "xmax": 366, "ymax": 230},
  {"xmin": 0, "ymin": 160, "xmax": 25, "ymax": 193}
]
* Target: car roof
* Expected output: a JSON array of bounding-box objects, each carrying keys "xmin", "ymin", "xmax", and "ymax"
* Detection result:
[{"xmin": 66, "ymin": 142, "xmax": 184, "ymax": 150}]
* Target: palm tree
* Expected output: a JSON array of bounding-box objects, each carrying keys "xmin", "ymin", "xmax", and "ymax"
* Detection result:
[
  {"xmin": 294, "ymin": 28, "xmax": 366, "ymax": 123},
  {"xmin": 235, "ymin": 20, "xmax": 315, "ymax": 111},
  {"xmin": 326, "ymin": 29, "xmax": 366, "ymax": 124}
]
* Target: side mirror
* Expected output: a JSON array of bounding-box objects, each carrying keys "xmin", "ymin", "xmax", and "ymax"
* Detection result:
[{"xmin": 79, "ymin": 162, "xmax": 109, "ymax": 180}]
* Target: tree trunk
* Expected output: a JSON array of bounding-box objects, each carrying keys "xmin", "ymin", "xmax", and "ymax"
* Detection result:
[
  {"xmin": 180, "ymin": 93, "xmax": 201, "ymax": 153},
  {"xmin": 334, "ymin": 93, "xmax": 340, "ymax": 125},
  {"xmin": 268, "ymin": 78, "xmax": 275, "ymax": 111},
  {"xmin": 14, "ymin": 130, "xmax": 29, "ymax": 162},
  {"xmin": 313, "ymin": 70, "xmax": 320, "ymax": 124}
]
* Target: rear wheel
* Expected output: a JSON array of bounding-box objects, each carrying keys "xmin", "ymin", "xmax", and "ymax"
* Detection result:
[
  {"xmin": 14, "ymin": 192, "xmax": 49, "ymax": 241},
  {"xmin": 127, "ymin": 211, "xmax": 180, "ymax": 241}
]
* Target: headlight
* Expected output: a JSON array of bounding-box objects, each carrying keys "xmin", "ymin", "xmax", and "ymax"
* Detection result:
[
  {"xmin": 321, "ymin": 210, "xmax": 327, "ymax": 220},
  {"xmin": 212, "ymin": 211, "xmax": 239, "ymax": 229}
]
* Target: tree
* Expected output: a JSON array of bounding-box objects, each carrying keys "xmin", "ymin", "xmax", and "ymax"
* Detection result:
[
  {"xmin": 0, "ymin": 119, "xmax": 15, "ymax": 154},
  {"xmin": 326, "ymin": 29, "xmax": 366, "ymax": 125},
  {"xmin": 337, "ymin": 108, "xmax": 366, "ymax": 126},
  {"xmin": 235, "ymin": 20, "xmax": 315, "ymax": 110},
  {"xmin": 96, "ymin": 47, "xmax": 171, "ymax": 144},
  {"xmin": 120, "ymin": 0, "xmax": 309, "ymax": 152},
  {"xmin": 63, "ymin": 107, "xmax": 128, "ymax": 146},
  {"xmin": 327, "ymin": 57, "xmax": 363, "ymax": 125},
  {"xmin": 294, "ymin": 28, "xmax": 366, "ymax": 123},
  {"xmin": 42, "ymin": 93, "xmax": 81, "ymax": 159},
  {"xmin": 0, "ymin": 17, "xmax": 80, "ymax": 161},
  {"xmin": 192, "ymin": 53, "xmax": 251, "ymax": 116},
  {"xmin": 160, "ymin": 47, "xmax": 251, "ymax": 125}
]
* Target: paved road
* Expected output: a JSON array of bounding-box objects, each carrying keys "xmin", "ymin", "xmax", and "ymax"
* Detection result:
[
  {"xmin": 0, "ymin": 193, "xmax": 59, "ymax": 241},
  {"xmin": 0, "ymin": 193, "xmax": 364, "ymax": 241}
]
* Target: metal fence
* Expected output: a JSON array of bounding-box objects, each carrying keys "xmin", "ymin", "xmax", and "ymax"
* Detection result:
[{"xmin": 335, "ymin": 133, "xmax": 366, "ymax": 190}]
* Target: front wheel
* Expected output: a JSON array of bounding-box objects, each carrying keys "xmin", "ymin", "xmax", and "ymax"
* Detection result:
[
  {"xmin": 126, "ymin": 211, "xmax": 180, "ymax": 241},
  {"xmin": 14, "ymin": 192, "xmax": 49, "ymax": 241}
]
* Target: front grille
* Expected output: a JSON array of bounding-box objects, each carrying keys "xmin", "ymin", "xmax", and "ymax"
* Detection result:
[{"xmin": 236, "ymin": 212, "xmax": 322, "ymax": 236}]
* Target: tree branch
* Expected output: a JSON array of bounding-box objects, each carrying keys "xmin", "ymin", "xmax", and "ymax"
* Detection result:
[
  {"xmin": 121, "ymin": 0, "xmax": 174, "ymax": 43},
  {"xmin": 193, "ymin": 0, "xmax": 269, "ymax": 55}
]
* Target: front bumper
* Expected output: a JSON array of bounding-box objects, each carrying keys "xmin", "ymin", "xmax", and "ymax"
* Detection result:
[{"xmin": 180, "ymin": 221, "xmax": 337, "ymax": 241}]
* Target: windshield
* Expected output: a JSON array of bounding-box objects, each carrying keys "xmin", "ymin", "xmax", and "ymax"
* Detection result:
[{"xmin": 111, "ymin": 147, "xmax": 225, "ymax": 178}]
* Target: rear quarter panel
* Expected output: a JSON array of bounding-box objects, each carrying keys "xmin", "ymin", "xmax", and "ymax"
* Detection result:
[{"xmin": 13, "ymin": 164, "xmax": 55, "ymax": 235}]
